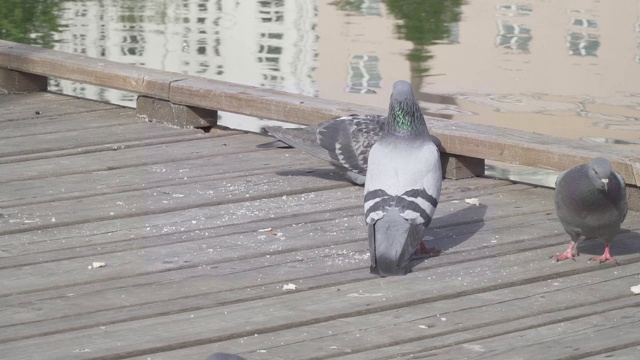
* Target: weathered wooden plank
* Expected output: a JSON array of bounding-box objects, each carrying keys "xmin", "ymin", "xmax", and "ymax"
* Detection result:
[
  {"xmin": 0, "ymin": 180, "xmax": 521, "ymax": 271},
  {"xmin": 2, "ymin": 243, "xmax": 633, "ymax": 350},
  {"xmin": 326, "ymin": 302, "xmax": 640, "ymax": 359},
  {"xmin": 0, "ymin": 184, "xmax": 548, "ymax": 296},
  {"xmin": 0, "ymin": 40, "xmax": 186, "ymax": 99},
  {"xmin": 0, "ymin": 94, "xmax": 120, "ymax": 122},
  {"xmin": 124, "ymin": 267, "xmax": 640, "ymax": 360},
  {"xmin": 0, "ymin": 181, "xmax": 526, "ymax": 302},
  {"xmin": 2, "ymin": 88, "xmax": 639, "ymax": 359},
  {"xmin": 0, "ymin": 185, "xmax": 613, "ymax": 332},
  {"xmin": 1, "ymin": 174, "xmax": 636, "ymax": 358},
  {"xmin": 0, "ymin": 121, "xmax": 200, "ymax": 158},
  {"xmin": 3, "ymin": 41, "xmax": 637, "ymax": 183},
  {"xmin": 0, "ymin": 207, "xmax": 565, "ymax": 336},
  {"xmin": 0, "ymin": 129, "xmax": 236, "ymax": 167},
  {"xmin": 169, "ymin": 76, "xmax": 383, "ymax": 126},
  {"xmin": 0, "ymin": 171, "xmax": 350, "ymax": 237},
  {"xmin": 583, "ymin": 346, "xmax": 640, "ymax": 360},
  {"xmin": 395, "ymin": 308, "xmax": 640, "ymax": 360},
  {"xmin": 0, "ymin": 108, "xmax": 140, "ymax": 139},
  {"xmin": 0, "ymin": 132, "xmax": 232, "ymax": 183},
  {"xmin": 0, "ymin": 179, "xmax": 526, "ymax": 261},
  {"xmin": 1, "ymin": 234, "xmax": 638, "ymax": 359},
  {"xmin": 0, "ymin": 92, "xmax": 70, "ymax": 108},
  {"xmin": 428, "ymin": 116, "xmax": 640, "ymax": 186},
  {"xmin": 0, "ymin": 147, "xmax": 337, "ymax": 208}
]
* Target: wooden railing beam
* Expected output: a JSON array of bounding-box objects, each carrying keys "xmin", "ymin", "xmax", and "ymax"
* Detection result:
[{"xmin": 1, "ymin": 40, "xmax": 639, "ymax": 185}]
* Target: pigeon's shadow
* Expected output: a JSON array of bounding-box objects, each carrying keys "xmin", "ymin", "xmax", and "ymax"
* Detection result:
[
  {"xmin": 408, "ymin": 203, "xmax": 488, "ymax": 270},
  {"xmin": 275, "ymin": 168, "xmax": 353, "ymax": 184},
  {"xmin": 575, "ymin": 229, "xmax": 640, "ymax": 257}
]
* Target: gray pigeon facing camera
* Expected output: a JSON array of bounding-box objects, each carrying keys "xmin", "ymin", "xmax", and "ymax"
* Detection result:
[
  {"xmin": 553, "ymin": 157, "xmax": 627, "ymax": 263},
  {"xmin": 364, "ymin": 80, "xmax": 442, "ymax": 276}
]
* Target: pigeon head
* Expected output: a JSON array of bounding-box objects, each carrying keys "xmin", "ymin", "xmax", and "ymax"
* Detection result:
[
  {"xmin": 588, "ymin": 157, "xmax": 613, "ymax": 191},
  {"xmin": 385, "ymin": 80, "xmax": 428, "ymax": 136}
]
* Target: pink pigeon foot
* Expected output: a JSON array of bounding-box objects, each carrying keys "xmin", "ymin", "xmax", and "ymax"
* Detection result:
[
  {"xmin": 414, "ymin": 242, "xmax": 442, "ymax": 256},
  {"xmin": 553, "ymin": 242, "xmax": 578, "ymax": 262},
  {"xmin": 590, "ymin": 244, "xmax": 618, "ymax": 264}
]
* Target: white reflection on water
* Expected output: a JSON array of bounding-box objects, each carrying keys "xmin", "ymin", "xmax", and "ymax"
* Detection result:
[{"xmin": 50, "ymin": 0, "xmax": 319, "ymax": 131}]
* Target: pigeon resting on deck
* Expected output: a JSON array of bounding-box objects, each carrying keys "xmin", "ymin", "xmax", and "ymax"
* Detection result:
[
  {"xmin": 262, "ymin": 114, "xmax": 385, "ymax": 185},
  {"xmin": 553, "ymin": 157, "xmax": 627, "ymax": 264},
  {"xmin": 364, "ymin": 80, "xmax": 442, "ymax": 276}
]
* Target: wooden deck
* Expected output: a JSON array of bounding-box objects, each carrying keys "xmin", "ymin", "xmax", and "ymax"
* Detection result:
[{"xmin": 1, "ymin": 92, "xmax": 640, "ymax": 360}]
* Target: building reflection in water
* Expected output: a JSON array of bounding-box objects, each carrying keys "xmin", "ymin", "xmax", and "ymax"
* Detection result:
[
  {"xmin": 50, "ymin": 0, "xmax": 318, "ymax": 109},
  {"xmin": 425, "ymin": 0, "xmax": 640, "ymax": 152}
]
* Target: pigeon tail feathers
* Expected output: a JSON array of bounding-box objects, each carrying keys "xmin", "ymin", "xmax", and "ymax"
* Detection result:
[
  {"xmin": 264, "ymin": 126, "xmax": 332, "ymax": 163},
  {"xmin": 368, "ymin": 207, "xmax": 426, "ymax": 276}
]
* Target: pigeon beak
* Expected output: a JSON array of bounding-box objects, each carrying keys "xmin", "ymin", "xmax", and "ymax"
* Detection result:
[{"xmin": 601, "ymin": 178, "xmax": 609, "ymax": 192}]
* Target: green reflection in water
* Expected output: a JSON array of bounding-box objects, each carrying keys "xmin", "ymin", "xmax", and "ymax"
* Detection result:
[
  {"xmin": 384, "ymin": 0, "xmax": 464, "ymax": 75},
  {"xmin": 332, "ymin": 0, "xmax": 464, "ymax": 76},
  {"xmin": 330, "ymin": 0, "xmax": 366, "ymax": 12},
  {"xmin": 0, "ymin": 0, "xmax": 65, "ymax": 48}
]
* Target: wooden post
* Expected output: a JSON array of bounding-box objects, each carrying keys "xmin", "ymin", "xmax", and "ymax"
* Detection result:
[
  {"xmin": 442, "ymin": 153, "xmax": 485, "ymax": 179},
  {"xmin": 0, "ymin": 68, "xmax": 47, "ymax": 93},
  {"xmin": 626, "ymin": 186, "xmax": 640, "ymax": 212},
  {"xmin": 136, "ymin": 96, "xmax": 218, "ymax": 129}
]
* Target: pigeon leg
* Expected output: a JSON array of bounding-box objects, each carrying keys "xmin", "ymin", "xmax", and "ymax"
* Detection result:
[
  {"xmin": 590, "ymin": 243, "xmax": 618, "ymax": 264},
  {"xmin": 415, "ymin": 242, "xmax": 442, "ymax": 256},
  {"xmin": 553, "ymin": 241, "xmax": 578, "ymax": 261}
]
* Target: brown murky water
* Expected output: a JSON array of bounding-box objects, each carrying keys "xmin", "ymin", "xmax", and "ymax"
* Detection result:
[{"xmin": 422, "ymin": 0, "xmax": 640, "ymax": 152}]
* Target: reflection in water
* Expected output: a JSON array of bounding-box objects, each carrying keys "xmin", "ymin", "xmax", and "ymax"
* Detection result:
[
  {"xmin": 331, "ymin": 0, "xmax": 383, "ymax": 16},
  {"xmin": 346, "ymin": 55, "xmax": 381, "ymax": 94},
  {"xmin": 330, "ymin": 0, "xmax": 464, "ymax": 75},
  {"xmin": 47, "ymin": 0, "xmax": 318, "ymax": 127},
  {"xmin": 566, "ymin": 32, "xmax": 600, "ymax": 57},
  {"xmin": 382, "ymin": 0, "xmax": 464, "ymax": 75},
  {"xmin": 0, "ymin": 0, "xmax": 65, "ymax": 47},
  {"xmin": 495, "ymin": 4, "xmax": 532, "ymax": 53},
  {"xmin": 496, "ymin": 21, "xmax": 532, "ymax": 53},
  {"xmin": 424, "ymin": 0, "xmax": 640, "ymax": 157}
]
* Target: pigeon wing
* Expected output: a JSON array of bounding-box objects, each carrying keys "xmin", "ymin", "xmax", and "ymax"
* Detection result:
[
  {"xmin": 264, "ymin": 125, "xmax": 334, "ymax": 163},
  {"xmin": 316, "ymin": 114, "xmax": 385, "ymax": 177}
]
